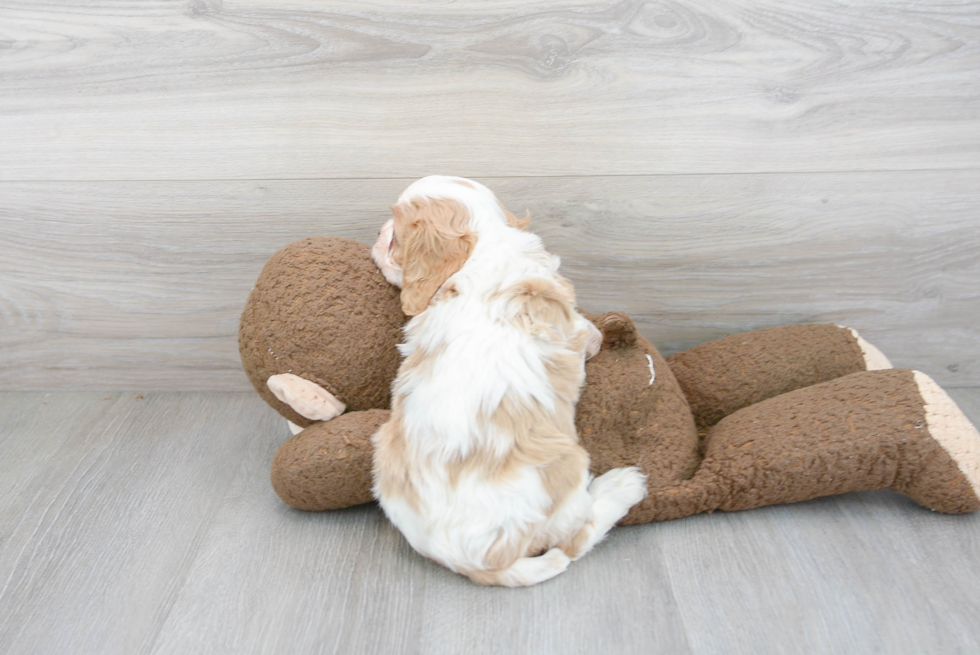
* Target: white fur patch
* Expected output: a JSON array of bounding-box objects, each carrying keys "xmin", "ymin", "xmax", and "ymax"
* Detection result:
[{"xmin": 645, "ymin": 354, "xmax": 656, "ymax": 385}]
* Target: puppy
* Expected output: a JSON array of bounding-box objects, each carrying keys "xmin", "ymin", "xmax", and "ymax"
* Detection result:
[{"xmin": 370, "ymin": 176, "xmax": 647, "ymax": 587}]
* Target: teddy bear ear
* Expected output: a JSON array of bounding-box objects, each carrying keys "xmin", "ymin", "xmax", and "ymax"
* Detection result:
[{"xmin": 593, "ymin": 311, "xmax": 637, "ymax": 349}]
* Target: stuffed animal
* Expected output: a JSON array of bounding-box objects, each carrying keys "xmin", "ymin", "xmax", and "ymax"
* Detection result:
[{"xmin": 240, "ymin": 237, "xmax": 980, "ymax": 523}]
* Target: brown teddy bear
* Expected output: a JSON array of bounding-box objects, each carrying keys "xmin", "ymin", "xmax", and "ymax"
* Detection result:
[{"xmin": 239, "ymin": 237, "xmax": 980, "ymax": 524}]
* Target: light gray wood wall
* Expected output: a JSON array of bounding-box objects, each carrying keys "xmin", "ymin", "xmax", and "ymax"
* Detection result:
[{"xmin": 1, "ymin": 1, "xmax": 978, "ymax": 389}]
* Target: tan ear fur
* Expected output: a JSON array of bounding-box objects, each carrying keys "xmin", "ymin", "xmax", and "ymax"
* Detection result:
[
  {"xmin": 501, "ymin": 277, "xmax": 577, "ymax": 343},
  {"xmin": 394, "ymin": 197, "xmax": 476, "ymax": 316},
  {"xmin": 500, "ymin": 202, "xmax": 531, "ymax": 231}
]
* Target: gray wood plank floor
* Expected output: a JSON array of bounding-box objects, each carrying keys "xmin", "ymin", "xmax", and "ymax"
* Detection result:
[{"xmin": 1, "ymin": 390, "xmax": 979, "ymax": 655}]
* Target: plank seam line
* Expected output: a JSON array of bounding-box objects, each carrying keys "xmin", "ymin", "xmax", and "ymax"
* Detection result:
[{"xmin": 2, "ymin": 167, "xmax": 980, "ymax": 184}]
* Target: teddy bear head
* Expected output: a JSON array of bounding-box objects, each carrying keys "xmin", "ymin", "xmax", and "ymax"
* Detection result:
[{"xmin": 239, "ymin": 237, "xmax": 407, "ymax": 427}]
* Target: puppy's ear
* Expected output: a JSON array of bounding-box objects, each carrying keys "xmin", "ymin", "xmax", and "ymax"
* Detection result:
[
  {"xmin": 500, "ymin": 204, "xmax": 531, "ymax": 231},
  {"xmin": 395, "ymin": 198, "xmax": 476, "ymax": 316}
]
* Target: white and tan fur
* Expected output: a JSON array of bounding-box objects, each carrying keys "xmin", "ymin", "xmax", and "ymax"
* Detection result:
[{"xmin": 370, "ymin": 176, "xmax": 646, "ymax": 587}]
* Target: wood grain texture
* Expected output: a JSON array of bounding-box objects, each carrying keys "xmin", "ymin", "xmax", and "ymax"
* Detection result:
[
  {"xmin": 148, "ymin": 413, "xmax": 429, "ymax": 655},
  {"xmin": 2, "ymin": 172, "xmax": 977, "ymax": 390},
  {"xmin": 0, "ymin": 392, "xmax": 103, "ymax": 505},
  {"xmin": 1, "ymin": 0, "xmax": 978, "ymax": 179},
  {"xmin": 1, "ymin": 390, "xmax": 980, "ymax": 654},
  {"xmin": 415, "ymin": 523, "xmax": 693, "ymax": 654},
  {"xmin": 0, "ymin": 392, "xmax": 269, "ymax": 655}
]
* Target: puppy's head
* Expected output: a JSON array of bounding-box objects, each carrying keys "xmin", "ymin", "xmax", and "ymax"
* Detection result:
[
  {"xmin": 372, "ymin": 176, "xmax": 529, "ymax": 316},
  {"xmin": 393, "ymin": 195, "xmax": 477, "ymax": 316},
  {"xmin": 370, "ymin": 199, "xmax": 472, "ymax": 317}
]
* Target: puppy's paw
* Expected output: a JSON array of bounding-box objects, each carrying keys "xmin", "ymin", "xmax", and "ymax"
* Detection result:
[
  {"xmin": 267, "ymin": 374, "xmax": 346, "ymax": 422},
  {"xmin": 590, "ymin": 466, "xmax": 648, "ymax": 510},
  {"xmin": 540, "ymin": 547, "xmax": 572, "ymax": 575},
  {"xmin": 505, "ymin": 548, "xmax": 571, "ymax": 587},
  {"xmin": 372, "ymin": 219, "xmax": 403, "ymax": 288},
  {"xmin": 585, "ymin": 322, "xmax": 603, "ymax": 359}
]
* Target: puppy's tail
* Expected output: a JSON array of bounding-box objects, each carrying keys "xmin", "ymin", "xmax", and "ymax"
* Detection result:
[{"xmin": 464, "ymin": 548, "xmax": 570, "ymax": 587}]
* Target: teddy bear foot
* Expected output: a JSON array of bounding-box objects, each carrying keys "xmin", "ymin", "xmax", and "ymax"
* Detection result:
[
  {"xmin": 838, "ymin": 325, "xmax": 893, "ymax": 370},
  {"xmin": 898, "ymin": 371, "xmax": 980, "ymax": 513}
]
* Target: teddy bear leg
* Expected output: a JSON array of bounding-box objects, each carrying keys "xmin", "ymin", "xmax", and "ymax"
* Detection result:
[
  {"xmin": 623, "ymin": 369, "xmax": 980, "ymax": 524},
  {"xmin": 665, "ymin": 324, "xmax": 891, "ymax": 429},
  {"xmin": 695, "ymin": 370, "xmax": 978, "ymax": 516},
  {"xmin": 271, "ymin": 409, "xmax": 390, "ymax": 511}
]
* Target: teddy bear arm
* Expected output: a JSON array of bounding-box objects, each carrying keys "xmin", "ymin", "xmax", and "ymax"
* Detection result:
[
  {"xmin": 665, "ymin": 324, "xmax": 884, "ymax": 429},
  {"xmin": 622, "ymin": 368, "xmax": 980, "ymax": 524},
  {"xmin": 271, "ymin": 409, "xmax": 390, "ymax": 511}
]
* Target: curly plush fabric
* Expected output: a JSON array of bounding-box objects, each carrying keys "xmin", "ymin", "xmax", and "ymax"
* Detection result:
[
  {"xmin": 243, "ymin": 237, "xmax": 980, "ymax": 523},
  {"xmin": 666, "ymin": 324, "xmax": 868, "ymax": 429},
  {"xmin": 637, "ymin": 369, "xmax": 980, "ymax": 522},
  {"xmin": 575, "ymin": 312, "xmax": 700, "ymax": 525},
  {"xmin": 239, "ymin": 237, "xmax": 406, "ymax": 427},
  {"xmin": 271, "ymin": 409, "xmax": 388, "ymax": 511}
]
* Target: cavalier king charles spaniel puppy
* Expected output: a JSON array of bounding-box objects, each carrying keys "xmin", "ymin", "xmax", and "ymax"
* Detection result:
[{"xmin": 370, "ymin": 176, "xmax": 647, "ymax": 587}]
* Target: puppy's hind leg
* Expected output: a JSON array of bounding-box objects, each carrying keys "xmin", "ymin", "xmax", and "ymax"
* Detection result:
[
  {"xmin": 564, "ymin": 467, "xmax": 647, "ymax": 561},
  {"xmin": 465, "ymin": 548, "xmax": 571, "ymax": 588}
]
